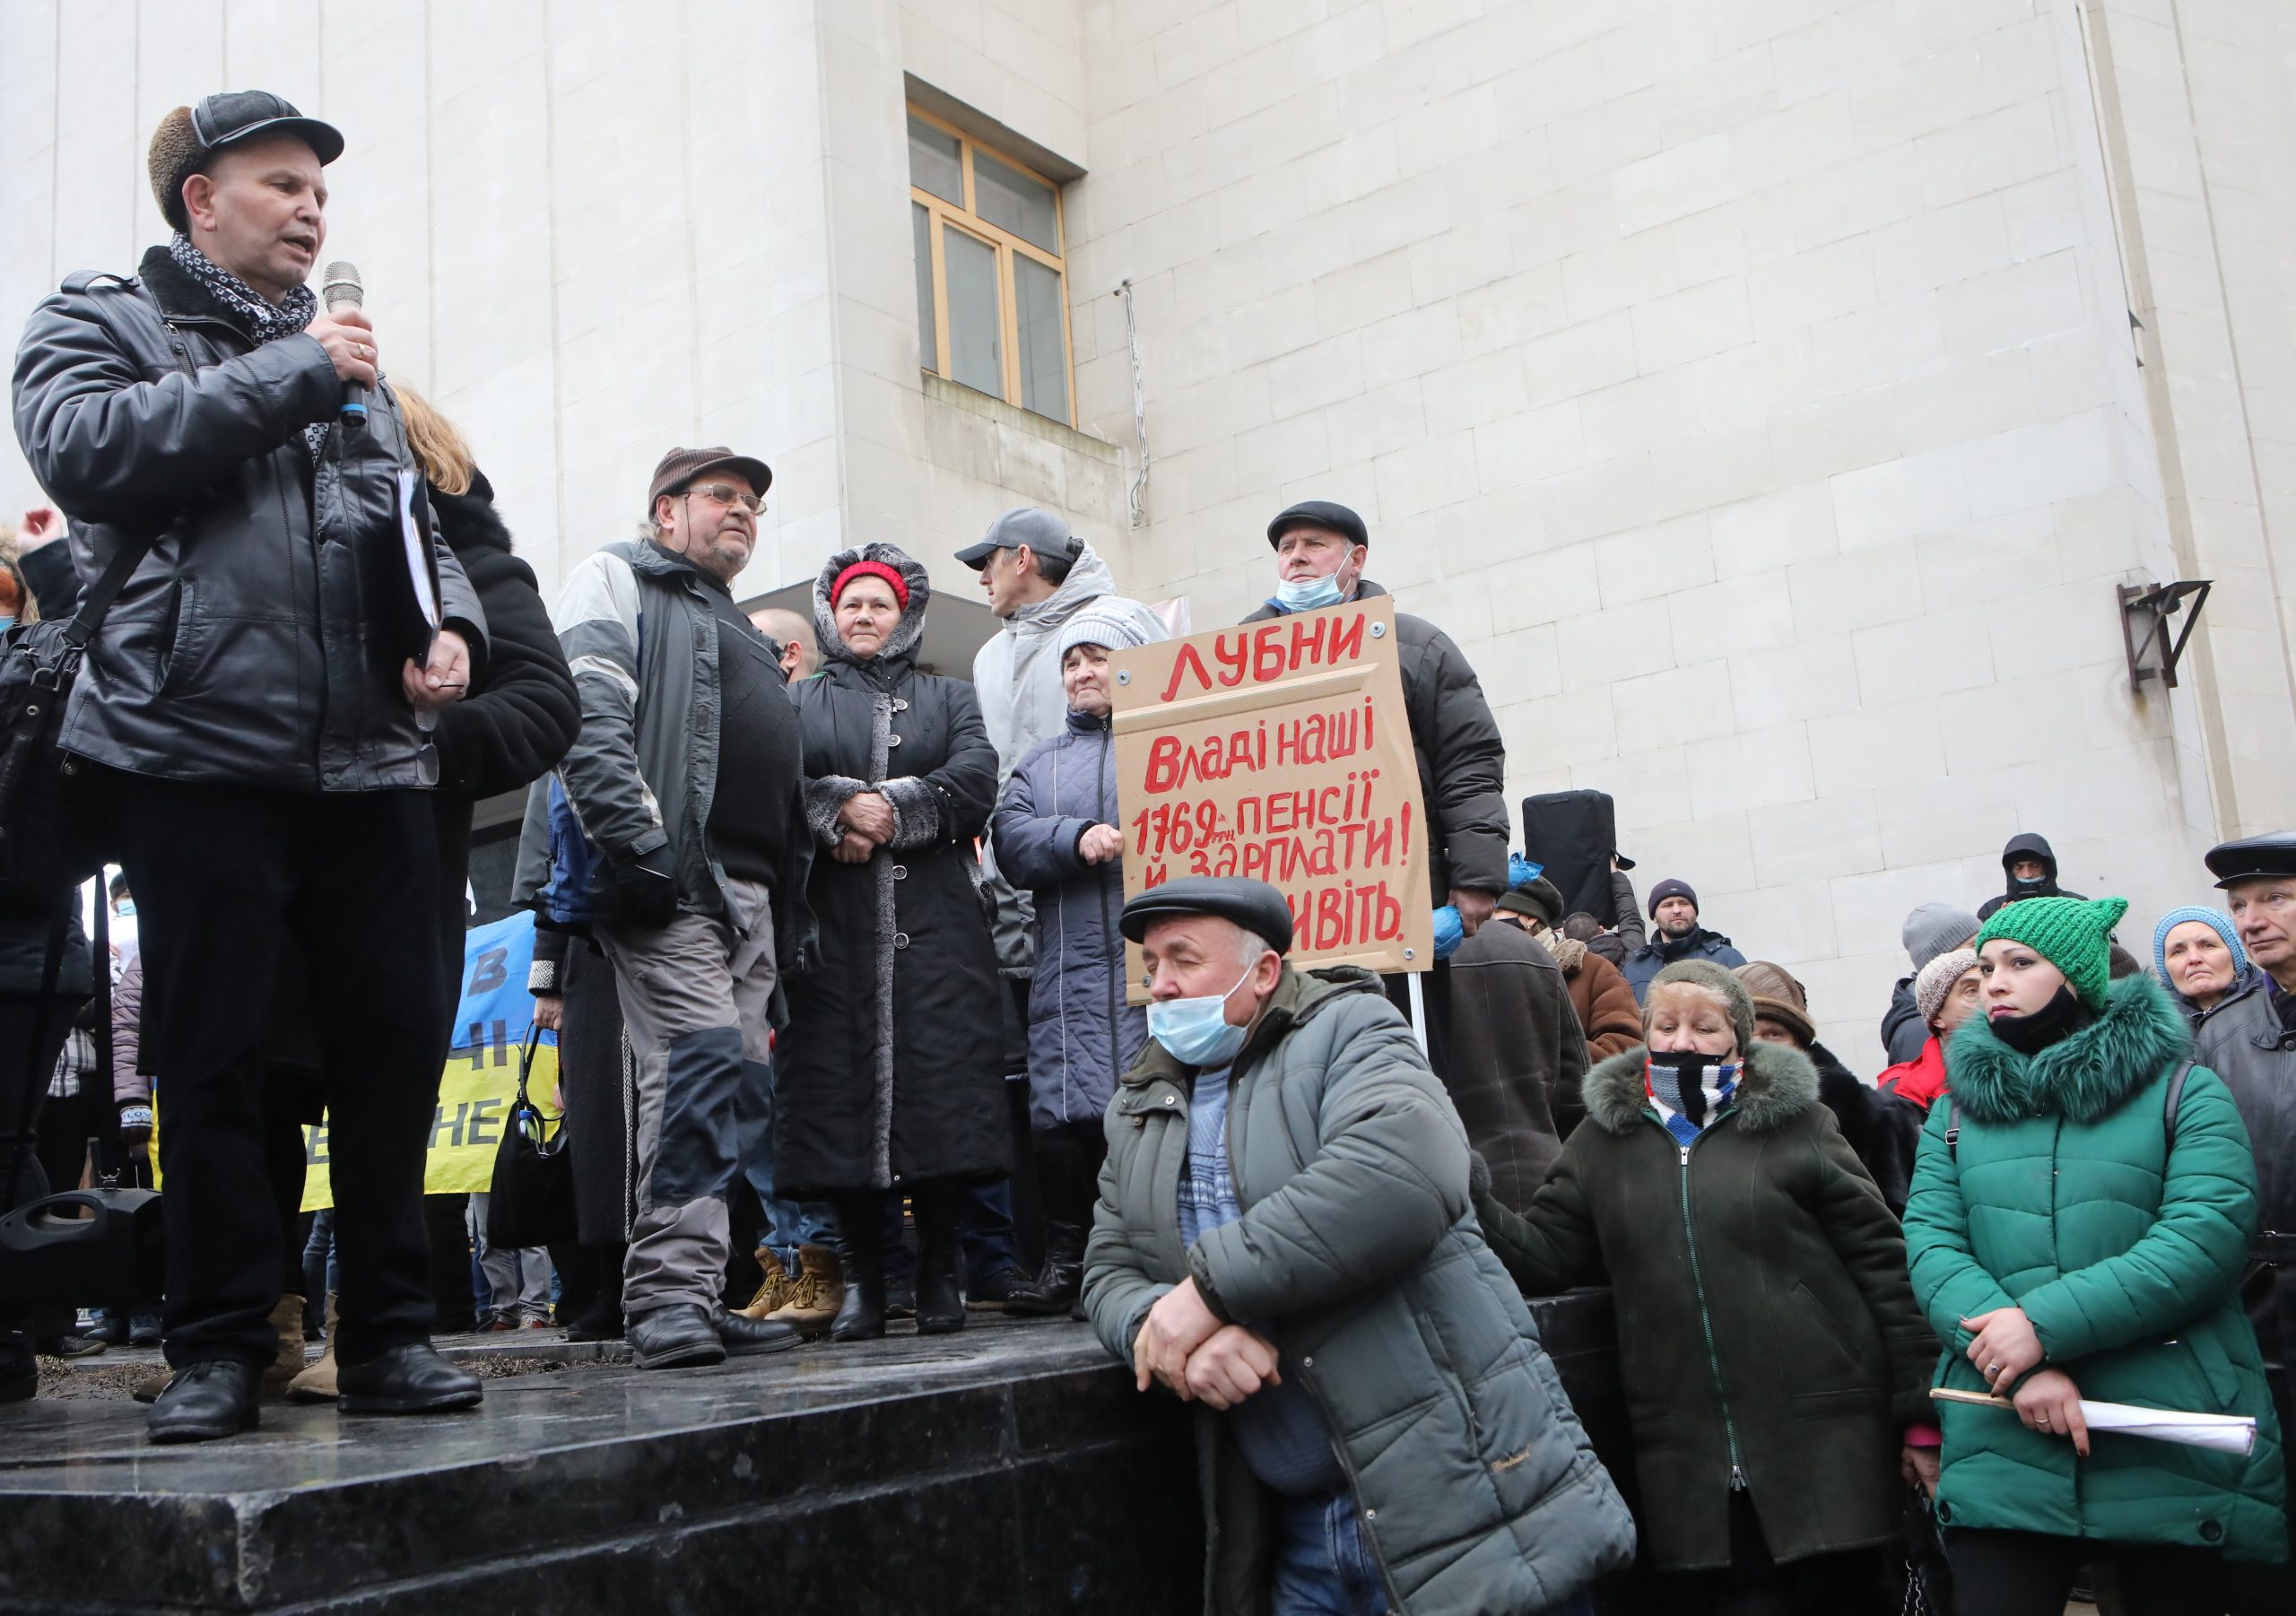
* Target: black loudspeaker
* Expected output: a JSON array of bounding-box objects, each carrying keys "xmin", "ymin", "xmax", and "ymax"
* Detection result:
[
  {"xmin": 0, "ymin": 1187, "xmax": 165, "ymax": 1312},
  {"xmin": 1520, "ymin": 790, "xmax": 1631, "ymax": 926}
]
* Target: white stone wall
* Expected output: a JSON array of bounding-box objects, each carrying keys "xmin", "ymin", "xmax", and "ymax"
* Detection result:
[
  {"xmin": 4, "ymin": 0, "xmax": 2290, "ymax": 1068},
  {"xmin": 1063, "ymin": 0, "xmax": 2251, "ymax": 1064}
]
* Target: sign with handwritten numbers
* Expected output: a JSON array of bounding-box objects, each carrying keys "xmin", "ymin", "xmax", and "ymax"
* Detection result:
[{"xmin": 1109, "ymin": 597, "xmax": 1433, "ymax": 1002}]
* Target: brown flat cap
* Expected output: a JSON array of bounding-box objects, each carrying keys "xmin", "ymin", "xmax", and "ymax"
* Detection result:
[{"xmin": 647, "ymin": 446, "xmax": 773, "ymax": 516}]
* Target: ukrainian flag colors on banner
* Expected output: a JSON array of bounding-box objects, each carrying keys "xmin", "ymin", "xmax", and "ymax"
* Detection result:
[
  {"xmin": 300, "ymin": 910, "xmax": 562, "ymax": 1211},
  {"xmin": 156, "ymin": 912, "xmax": 562, "ymax": 1209}
]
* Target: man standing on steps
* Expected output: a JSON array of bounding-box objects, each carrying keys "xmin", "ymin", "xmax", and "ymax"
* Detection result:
[
  {"xmin": 960, "ymin": 506, "xmax": 1164, "ymax": 1308},
  {"xmin": 1620, "ymin": 878, "xmax": 1747, "ymax": 1003},
  {"xmin": 13, "ymin": 92, "xmax": 492, "ymax": 1443},
  {"xmin": 534, "ymin": 447, "xmax": 813, "ymax": 1369},
  {"xmin": 1243, "ymin": 500, "xmax": 1509, "ymax": 1080}
]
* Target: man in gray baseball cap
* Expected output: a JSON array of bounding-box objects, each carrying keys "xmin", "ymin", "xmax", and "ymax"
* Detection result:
[
  {"xmin": 958, "ymin": 507, "xmax": 1167, "ymax": 1307},
  {"xmin": 1084, "ymin": 875, "xmax": 1633, "ymax": 1612}
]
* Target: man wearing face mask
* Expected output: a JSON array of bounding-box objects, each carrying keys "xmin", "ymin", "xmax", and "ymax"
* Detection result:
[
  {"xmin": 1975, "ymin": 832, "xmax": 2085, "ymax": 921},
  {"xmin": 1242, "ymin": 502, "xmax": 1509, "ymax": 1080},
  {"xmin": 515, "ymin": 447, "xmax": 813, "ymax": 1370},
  {"xmin": 1083, "ymin": 875, "xmax": 1633, "ymax": 1616}
]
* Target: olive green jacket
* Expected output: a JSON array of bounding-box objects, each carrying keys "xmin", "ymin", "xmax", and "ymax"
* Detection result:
[
  {"xmin": 1906, "ymin": 975, "xmax": 2286, "ymax": 1560},
  {"xmin": 1477, "ymin": 1040, "xmax": 1935, "ymax": 1572},
  {"xmin": 1081, "ymin": 966, "xmax": 1636, "ymax": 1616}
]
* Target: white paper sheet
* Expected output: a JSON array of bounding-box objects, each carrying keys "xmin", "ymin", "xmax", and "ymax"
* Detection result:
[
  {"xmin": 397, "ymin": 470, "xmax": 442, "ymax": 630},
  {"xmin": 2077, "ymin": 1399, "xmax": 2257, "ymax": 1456}
]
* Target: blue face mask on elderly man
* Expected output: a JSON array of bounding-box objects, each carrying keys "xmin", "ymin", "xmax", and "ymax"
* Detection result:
[{"xmin": 1146, "ymin": 961, "xmax": 1258, "ymax": 1068}]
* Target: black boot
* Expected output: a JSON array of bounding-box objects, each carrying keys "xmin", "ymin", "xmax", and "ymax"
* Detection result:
[
  {"xmin": 337, "ymin": 1343, "xmax": 483, "ymax": 1414},
  {"xmin": 0, "ymin": 1334, "xmax": 35, "ymax": 1405},
  {"xmin": 914, "ymin": 1182, "xmax": 965, "ymax": 1337},
  {"xmin": 1003, "ymin": 1221, "xmax": 1083, "ymax": 1317},
  {"xmin": 147, "ymin": 1360, "xmax": 262, "ymax": 1443},
  {"xmin": 563, "ymin": 1243, "xmax": 627, "ymax": 1342},
  {"xmin": 830, "ymin": 1194, "xmax": 885, "ymax": 1342}
]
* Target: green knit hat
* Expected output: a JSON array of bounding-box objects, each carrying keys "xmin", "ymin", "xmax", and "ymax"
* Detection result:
[{"xmin": 1974, "ymin": 895, "xmax": 2129, "ymax": 1008}]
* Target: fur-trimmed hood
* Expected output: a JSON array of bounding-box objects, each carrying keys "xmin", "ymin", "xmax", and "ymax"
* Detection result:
[
  {"xmin": 1944, "ymin": 972, "xmax": 2191, "ymax": 1126},
  {"xmin": 813, "ymin": 543, "xmax": 932, "ymax": 668},
  {"xmin": 1581, "ymin": 1039, "xmax": 1821, "ymax": 1135}
]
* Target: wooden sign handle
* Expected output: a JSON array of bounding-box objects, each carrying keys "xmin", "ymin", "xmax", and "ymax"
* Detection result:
[{"xmin": 1929, "ymin": 1387, "xmax": 2015, "ymax": 1409}]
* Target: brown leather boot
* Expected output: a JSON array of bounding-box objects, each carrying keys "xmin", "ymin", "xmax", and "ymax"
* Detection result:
[
  {"xmin": 262, "ymin": 1294, "xmax": 305, "ymax": 1396},
  {"xmin": 764, "ymin": 1243, "xmax": 845, "ymax": 1339},
  {"xmin": 286, "ymin": 1294, "xmax": 339, "ymax": 1403},
  {"xmin": 736, "ymin": 1248, "xmax": 796, "ymax": 1320}
]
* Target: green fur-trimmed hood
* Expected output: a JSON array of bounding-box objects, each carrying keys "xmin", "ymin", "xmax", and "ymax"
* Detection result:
[
  {"xmin": 1944, "ymin": 973, "xmax": 2191, "ymax": 1125},
  {"xmin": 1582, "ymin": 1040, "xmax": 1821, "ymax": 1135}
]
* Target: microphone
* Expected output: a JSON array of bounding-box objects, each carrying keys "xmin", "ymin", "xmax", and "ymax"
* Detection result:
[{"xmin": 320, "ymin": 260, "xmax": 367, "ymax": 421}]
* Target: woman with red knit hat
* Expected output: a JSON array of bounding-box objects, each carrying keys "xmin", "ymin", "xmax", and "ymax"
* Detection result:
[{"xmin": 774, "ymin": 543, "xmax": 1008, "ymax": 1343}]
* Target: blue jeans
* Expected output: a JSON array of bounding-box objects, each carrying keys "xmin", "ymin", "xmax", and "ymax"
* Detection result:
[
  {"xmin": 877, "ymin": 1180, "xmax": 1023, "ymax": 1287},
  {"xmin": 1274, "ymin": 1493, "xmax": 1388, "ymax": 1616},
  {"xmin": 735, "ymin": 1060, "xmax": 834, "ymax": 1272}
]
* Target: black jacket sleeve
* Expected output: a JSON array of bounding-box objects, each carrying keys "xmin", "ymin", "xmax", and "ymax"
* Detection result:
[
  {"xmin": 431, "ymin": 543, "xmax": 578, "ymax": 800},
  {"xmin": 1418, "ymin": 626, "xmax": 1509, "ymax": 894},
  {"xmin": 17, "ymin": 541, "xmax": 80, "ymax": 621}
]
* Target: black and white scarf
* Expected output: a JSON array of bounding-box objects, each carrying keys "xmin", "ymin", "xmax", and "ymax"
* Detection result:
[{"xmin": 167, "ymin": 232, "xmax": 331, "ymax": 456}]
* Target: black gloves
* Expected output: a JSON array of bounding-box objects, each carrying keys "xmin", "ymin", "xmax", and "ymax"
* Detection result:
[{"xmin": 612, "ymin": 851, "xmax": 678, "ymax": 929}]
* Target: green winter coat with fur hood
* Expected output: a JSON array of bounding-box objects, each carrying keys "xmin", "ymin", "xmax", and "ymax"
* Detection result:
[
  {"xmin": 1082, "ymin": 965, "xmax": 1637, "ymax": 1616},
  {"xmin": 1904, "ymin": 974, "xmax": 2286, "ymax": 1560},
  {"xmin": 1476, "ymin": 1039, "xmax": 1937, "ymax": 1572}
]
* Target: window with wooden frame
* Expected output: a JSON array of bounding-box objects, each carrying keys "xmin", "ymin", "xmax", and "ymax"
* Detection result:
[{"xmin": 908, "ymin": 107, "xmax": 1074, "ymax": 426}]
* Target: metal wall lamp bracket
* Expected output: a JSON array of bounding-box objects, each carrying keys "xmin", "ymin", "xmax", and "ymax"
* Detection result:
[{"xmin": 2118, "ymin": 578, "xmax": 2212, "ymax": 690}]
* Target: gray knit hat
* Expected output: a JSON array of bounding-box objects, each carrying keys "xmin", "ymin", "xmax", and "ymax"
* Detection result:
[
  {"xmin": 1912, "ymin": 948, "xmax": 1979, "ymax": 1029},
  {"xmin": 1902, "ymin": 901, "xmax": 1980, "ymax": 970},
  {"xmin": 1647, "ymin": 959, "xmax": 1757, "ymax": 1056},
  {"xmin": 1057, "ymin": 603, "xmax": 1159, "ymax": 660}
]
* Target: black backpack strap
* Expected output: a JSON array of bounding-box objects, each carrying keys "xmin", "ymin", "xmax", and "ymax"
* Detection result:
[
  {"xmin": 1944, "ymin": 1098, "xmax": 1961, "ymax": 1160},
  {"xmin": 2164, "ymin": 1058, "xmax": 2195, "ymax": 1146}
]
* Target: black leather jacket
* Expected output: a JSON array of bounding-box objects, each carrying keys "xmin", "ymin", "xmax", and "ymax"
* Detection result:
[{"xmin": 11, "ymin": 246, "xmax": 485, "ymax": 792}]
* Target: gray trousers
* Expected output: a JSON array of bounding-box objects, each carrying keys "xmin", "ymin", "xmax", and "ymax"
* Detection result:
[{"xmin": 598, "ymin": 878, "xmax": 777, "ymax": 1319}]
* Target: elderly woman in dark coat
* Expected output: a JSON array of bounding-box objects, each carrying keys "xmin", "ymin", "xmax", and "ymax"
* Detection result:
[{"xmin": 776, "ymin": 543, "xmax": 1007, "ymax": 1342}]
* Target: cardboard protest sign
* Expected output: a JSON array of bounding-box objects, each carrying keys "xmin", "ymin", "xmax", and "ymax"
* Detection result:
[{"xmin": 1110, "ymin": 597, "xmax": 1433, "ymax": 1002}]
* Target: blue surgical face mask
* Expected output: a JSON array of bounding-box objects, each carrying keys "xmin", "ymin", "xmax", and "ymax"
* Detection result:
[
  {"xmin": 1146, "ymin": 960, "xmax": 1257, "ymax": 1068},
  {"xmin": 1274, "ymin": 571, "xmax": 1344, "ymax": 613},
  {"xmin": 0, "ymin": 617, "xmax": 14, "ymax": 637}
]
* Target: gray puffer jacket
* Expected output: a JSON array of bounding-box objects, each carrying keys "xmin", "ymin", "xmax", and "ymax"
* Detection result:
[
  {"xmin": 990, "ymin": 708, "xmax": 1145, "ymax": 1132},
  {"xmin": 1083, "ymin": 965, "xmax": 1636, "ymax": 1616},
  {"xmin": 13, "ymin": 247, "xmax": 485, "ymax": 791},
  {"xmin": 2192, "ymin": 974, "xmax": 2296, "ymax": 1373}
]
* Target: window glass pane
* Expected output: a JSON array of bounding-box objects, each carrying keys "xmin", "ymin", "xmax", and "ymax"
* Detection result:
[
  {"xmin": 907, "ymin": 115, "xmax": 962, "ymax": 204},
  {"xmin": 912, "ymin": 202, "xmax": 937, "ymax": 373},
  {"xmin": 943, "ymin": 226, "xmax": 1003, "ymax": 398},
  {"xmin": 1014, "ymin": 255, "xmax": 1066, "ymax": 421},
  {"xmin": 973, "ymin": 150, "xmax": 1059, "ymax": 253}
]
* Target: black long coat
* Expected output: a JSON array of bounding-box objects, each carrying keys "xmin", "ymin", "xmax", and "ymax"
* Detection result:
[{"xmin": 774, "ymin": 543, "xmax": 1008, "ymax": 1196}]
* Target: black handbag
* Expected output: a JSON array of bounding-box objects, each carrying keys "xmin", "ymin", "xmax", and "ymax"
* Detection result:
[
  {"xmin": 0, "ymin": 530, "xmax": 159, "ymax": 891},
  {"xmin": 486, "ymin": 1028, "xmax": 578, "ymax": 1249}
]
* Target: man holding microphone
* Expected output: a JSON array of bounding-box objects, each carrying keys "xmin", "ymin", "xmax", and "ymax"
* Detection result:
[{"xmin": 13, "ymin": 92, "xmax": 488, "ymax": 1442}]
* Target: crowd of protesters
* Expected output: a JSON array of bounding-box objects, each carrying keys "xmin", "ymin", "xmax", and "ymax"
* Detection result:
[{"xmin": 0, "ymin": 87, "xmax": 2290, "ymax": 1616}]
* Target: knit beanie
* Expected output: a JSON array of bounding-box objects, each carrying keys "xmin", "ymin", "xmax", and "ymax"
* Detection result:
[
  {"xmin": 1973, "ymin": 895, "xmax": 2129, "ymax": 1009},
  {"xmin": 2151, "ymin": 906, "xmax": 2248, "ymax": 987},
  {"xmin": 1912, "ymin": 948, "xmax": 1979, "ymax": 1028},
  {"xmin": 1648, "ymin": 877, "xmax": 1698, "ymax": 914},
  {"xmin": 1902, "ymin": 901, "xmax": 1980, "ymax": 971},
  {"xmin": 1734, "ymin": 960, "xmax": 1814, "ymax": 1047},
  {"xmin": 1647, "ymin": 959, "xmax": 1756, "ymax": 1054},
  {"xmin": 1057, "ymin": 602, "xmax": 1160, "ymax": 660},
  {"xmin": 1499, "ymin": 873, "xmax": 1565, "ymax": 925}
]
